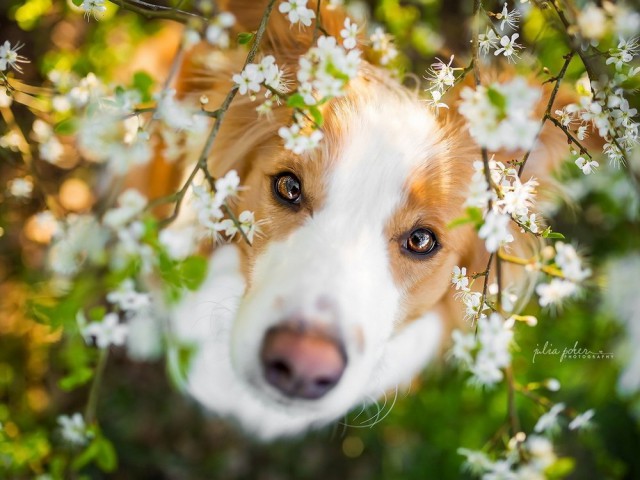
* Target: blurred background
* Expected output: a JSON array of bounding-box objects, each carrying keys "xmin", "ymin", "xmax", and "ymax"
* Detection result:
[{"xmin": 1, "ymin": 0, "xmax": 640, "ymax": 478}]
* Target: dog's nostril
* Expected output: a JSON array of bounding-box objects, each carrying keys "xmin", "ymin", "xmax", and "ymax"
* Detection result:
[{"xmin": 260, "ymin": 325, "xmax": 346, "ymax": 400}]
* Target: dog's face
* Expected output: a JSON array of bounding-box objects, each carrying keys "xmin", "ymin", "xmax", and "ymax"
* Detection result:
[{"xmin": 226, "ymin": 72, "xmax": 475, "ymax": 419}]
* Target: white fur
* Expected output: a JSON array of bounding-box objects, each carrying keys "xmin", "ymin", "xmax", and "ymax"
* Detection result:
[{"xmin": 172, "ymin": 96, "xmax": 448, "ymax": 439}]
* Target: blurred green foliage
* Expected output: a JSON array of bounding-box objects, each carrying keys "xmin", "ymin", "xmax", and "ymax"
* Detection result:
[{"xmin": 1, "ymin": 0, "xmax": 639, "ymax": 478}]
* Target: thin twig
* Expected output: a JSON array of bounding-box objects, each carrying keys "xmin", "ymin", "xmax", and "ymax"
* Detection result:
[{"xmin": 109, "ymin": 0, "xmax": 206, "ymax": 23}]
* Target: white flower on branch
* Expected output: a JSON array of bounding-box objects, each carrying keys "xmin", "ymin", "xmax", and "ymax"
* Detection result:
[
  {"xmin": 216, "ymin": 210, "xmax": 258, "ymax": 243},
  {"xmin": 479, "ymin": 211, "xmax": 514, "ymax": 253},
  {"xmin": 233, "ymin": 64, "xmax": 263, "ymax": 95},
  {"xmin": 57, "ymin": 413, "xmax": 90, "ymax": 446},
  {"xmin": 279, "ymin": 0, "xmax": 316, "ymax": 27},
  {"xmin": 425, "ymin": 89, "xmax": 449, "ymax": 113},
  {"xmin": 278, "ymin": 123, "xmax": 323, "ymax": 154},
  {"xmin": 450, "ymin": 329, "xmax": 476, "ymax": 366},
  {"xmin": 49, "ymin": 214, "xmax": 109, "ymax": 276},
  {"xmin": 370, "ymin": 27, "xmax": 398, "ymax": 66},
  {"xmin": 107, "ymin": 279, "xmax": 150, "ymax": 313},
  {"xmin": 535, "ymin": 279, "xmax": 578, "ymax": 308},
  {"xmin": 494, "ymin": 33, "xmax": 522, "ymax": 62},
  {"xmin": 575, "ymin": 156, "xmax": 599, "ymax": 175},
  {"xmin": 606, "ymin": 38, "xmax": 639, "ymax": 70},
  {"xmin": 205, "ymin": 12, "xmax": 235, "ymax": 48},
  {"xmin": 577, "ymin": 4, "xmax": 608, "ymax": 41},
  {"xmin": 159, "ymin": 227, "xmax": 196, "ymax": 261},
  {"xmin": 83, "ymin": 312, "xmax": 128, "ymax": 349},
  {"xmin": 478, "ymin": 29, "xmax": 499, "ymax": 56},
  {"xmin": 425, "ymin": 55, "xmax": 459, "ymax": 93},
  {"xmin": 533, "ymin": 402, "xmax": 565, "ymax": 434},
  {"xmin": 81, "ymin": 0, "xmax": 107, "ymax": 21},
  {"xmin": 459, "ymin": 77, "xmax": 540, "ymax": 151},
  {"xmin": 0, "ymin": 40, "xmax": 30, "ymax": 73},
  {"xmin": 155, "ymin": 89, "xmax": 207, "ymax": 132},
  {"xmin": 568, "ymin": 409, "xmax": 595, "ymax": 431},
  {"xmin": 340, "ymin": 18, "xmax": 358, "ymax": 50},
  {"xmin": 451, "ymin": 266, "xmax": 470, "ymax": 291},
  {"xmin": 457, "ymin": 448, "xmax": 494, "ymax": 475},
  {"xmin": 496, "ymin": 3, "xmax": 521, "ymax": 32},
  {"xmin": 102, "ymin": 189, "xmax": 147, "ymax": 230},
  {"xmin": 554, "ymin": 241, "xmax": 591, "ymax": 282}
]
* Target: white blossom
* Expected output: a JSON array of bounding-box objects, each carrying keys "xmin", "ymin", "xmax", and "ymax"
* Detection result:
[
  {"xmin": 279, "ymin": 0, "xmax": 316, "ymax": 27},
  {"xmin": 57, "ymin": 413, "xmax": 90, "ymax": 445},
  {"xmin": 568, "ymin": 409, "xmax": 595, "ymax": 430},
  {"xmin": 205, "ymin": 12, "xmax": 235, "ymax": 48},
  {"xmin": 340, "ymin": 17, "xmax": 358, "ymax": 49},
  {"xmin": 81, "ymin": 0, "xmax": 107, "ymax": 20},
  {"xmin": 494, "ymin": 33, "xmax": 522, "ymax": 62},
  {"xmin": 452, "ymin": 266, "xmax": 470, "ymax": 291},
  {"xmin": 479, "ymin": 29, "xmax": 499, "ymax": 55},
  {"xmin": 370, "ymin": 27, "xmax": 398, "ymax": 66},
  {"xmin": 533, "ymin": 403, "xmax": 565, "ymax": 434},
  {"xmin": 535, "ymin": 279, "xmax": 578, "ymax": 307},
  {"xmin": 496, "ymin": 4, "xmax": 521, "ymax": 32},
  {"xmin": 0, "ymin": 40, "xmax": 29, "ymax": 73},
  {"xmin": 106, "ymin": 279, "xmax": 150, "ymax": 313},
  {"xmin": 577, "ymin": 4, "xmax": 608, "ymax": 41},
  {"xmin": 479, "ymin": 211, "xmax": 514, "ymax": 253},
  {"xmin": 459, "ymin": 77, "xmax": 540, "ymax": 152},
  {"xmin": 159, "ymin": 227, "xmax": 196, "ymax": 260},
  {"xmin": 8, "ymin": 177, "xmax": 33, "ymax": 198},
  {"xmin": 83, "ymin": 312, "xmax": 128, "ymax": 349},
  {"xmin": 102, "ymin": 189, "xmax": 147, "ymax": 229}
]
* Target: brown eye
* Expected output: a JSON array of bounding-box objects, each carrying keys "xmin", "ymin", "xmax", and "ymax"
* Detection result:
[
  {"xmin": 273, "ymin": 172, "xmax": 302, "ymax": 205},
  {"xmin": 404, "ymin": 228, "xmax": 438, "ymax": 256}
]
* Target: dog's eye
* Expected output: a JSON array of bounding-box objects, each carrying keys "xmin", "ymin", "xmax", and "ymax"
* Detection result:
[
  {"xmin": 273, "ymin": 172, "xmax": 302, "ymax": 205},
  {"xmin": 404, "ymin": 228, "xmax": 438, "ymax": 256}
]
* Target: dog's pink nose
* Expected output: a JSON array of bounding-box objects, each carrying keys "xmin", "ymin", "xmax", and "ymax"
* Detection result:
[{"xmin": 261, "ymin": 326, "xmax": 346, "ymax": 400}]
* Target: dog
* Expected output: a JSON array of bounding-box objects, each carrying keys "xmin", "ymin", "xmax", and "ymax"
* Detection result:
[{"xmin": 139, "ymin": 0, "xmax": 569, "ymax": 440}]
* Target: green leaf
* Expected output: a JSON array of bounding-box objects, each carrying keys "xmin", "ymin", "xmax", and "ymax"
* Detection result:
[
  {"xmin": 308, "ymin": 106, "xmax": 324, "ymax": 127},
  {"xmin": 486, "ymin": 86, "xmax": 507, "ymax": 118},
  {"xmin": 446, "ymin": 207, "xmax": 484, "ymax": 230},
  {"xmin": 545, "ymin": 232, "xmax": 566, "ymax": 239},
  {"xmin": 94, "ymin": 437, "xmax": 117, "ymax": 472},
  {"xmin": 54, "ymin": 117, "xmax": 77, "ymax": 135},
  {"xmin": 72, "ymin": 439, "xmax": 100, "ymax": 471},
  {"xmin": 237, "ymin": 32, "xmax": 254, "ymax": 45},
  {"xmin": 132, "ymin": 71, "xmax": 154, "ymax": 103},
  {"xmin": 58, "ymin": 367, "xmax": 94, "ymax": 391},
  {"xmin": 71, "ymin": 0, "xmax": 83, "ymax": 5},
  {"xmin": 286, "ymin": 93, "xmax": 307, "ymax": 109},
  {"xmin": 178, "ymin": 256, "xmax": 208, "ymax": 291},
  {"xmin": 545, "ymin": 457, "xmax": 575, "ymax": 479}
]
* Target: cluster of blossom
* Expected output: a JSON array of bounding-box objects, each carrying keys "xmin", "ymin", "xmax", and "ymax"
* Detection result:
[
  {"xmin": 189, "ymin": 169, "xmax": 258, "ymax": 243},
  {"xmin": 424, "ymin": 55, "xmax": 461, "ymax": 112},
  {"xmin": 369, "ymin": 27, "xmax": 398, "ymax": 66},
  {"xmin": 233, "ymin": 18, "xmax": 361, "ymax": 154},
  {"xmin": 576, "ymin": 2, "xmax": 640, "ymax": 44},
  {"xmin": 457, "ymin": 402, "xmax": 594, "ymax": 478},
  {"xmin": 81, "ymin": 0, "xmax": 107, "ymax": 21},
  {"xmin": 535, "ymin": 242, "xmax": 591, "ymax": 308},
  {"xmin": 459, "ymin": 77, "xmax": 541, "ymax": 152},
  {"xmin": 465, "ymin": 158, "xmax": 538, "ymax": 252},
  {"xmin": 279, "ymin": 0, "xmax": 316, "ymax": 28},
  {"xmin": 477, "ymin": 1, "xmax": 523, "ymax": 62},
  {"xmin": 558, "ymin": 73, "xmax": 639, "ymax": 170},
  {"xmin": 450, "ymin": 313, "xmax": 514, "ymax": 387},
  {"xmin": 232, "ymin": 55, "xmax": 289, "ymax": 99}
]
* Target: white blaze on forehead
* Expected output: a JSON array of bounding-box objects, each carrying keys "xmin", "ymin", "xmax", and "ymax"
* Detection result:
[{"xmin": 320, "ymin": 96, "xmax": 445, "ymax": 237}]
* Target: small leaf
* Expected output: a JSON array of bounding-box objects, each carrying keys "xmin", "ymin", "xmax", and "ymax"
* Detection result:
[
  {"xmin": 286, "ymin": 93, "xmax": 307, "ymax": 109},
  {"xmin": 58, "ymin": 367, "xmax": 94, "ymax": 391},
  {"xmin": 132, "ymin": 71, "xmax": 154, "ymax": 103},
  {"xmin": 95, "ymin": 437, "xmax": 117, "ymax": 472},
  {"xmin": 54, "ymin": 118, "xmax": 77, "ymax": 135},
  {"xmin": 72, "ymin": 0, "xmax": 83, "ymax": 6},
  {"xmin": 487, "ymin": 86, "xmax": 507, "ymax": 118},
  {"xmin": 237, "ymin": 32, "xmax": 254, "ymax": 45},
  {"xmin": 178, "ymin": 256, "xmax": 208, "ymax": 290},
  {"xmin": 545, "ymin": 232, "xmax": 566, "ymax": 239},
  {"xmin": 307, "ymin": 106, "xmax": 324, "ymax": 127},
  {"xmin": 545, "ymin": 457, "xmax": 575, "ymax": 479}
]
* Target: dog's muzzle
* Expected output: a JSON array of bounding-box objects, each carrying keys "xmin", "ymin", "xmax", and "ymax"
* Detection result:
[{"xmin": 260, "ymin": 323, "xmax": 347, "ymax": 400}]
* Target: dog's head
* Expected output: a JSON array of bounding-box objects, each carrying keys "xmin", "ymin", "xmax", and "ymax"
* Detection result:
[{"xmin": 223, "ymin": 67, "xmax": 478, "ymax": 422}]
